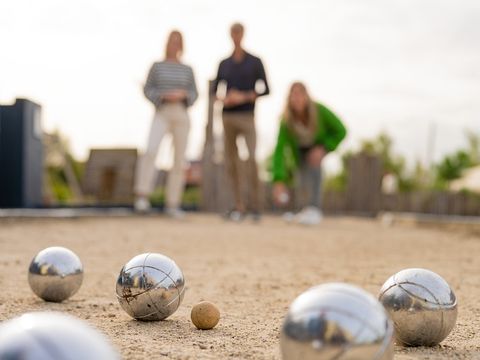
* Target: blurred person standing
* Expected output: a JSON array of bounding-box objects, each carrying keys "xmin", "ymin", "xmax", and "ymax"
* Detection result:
[
  {"xmin": 271, "ymin": 82, "xmax": 346, "ymax": 225},
  {"xmin": 213, "ymin": 23, "xmax": 270, "ymax": 222},
  {"xmin": 134, "ymin": 30, "xmax": 198, "ymax": 218}
]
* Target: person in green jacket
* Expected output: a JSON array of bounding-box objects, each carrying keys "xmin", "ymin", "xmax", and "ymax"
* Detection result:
[{"xmin": 272, "ymin": 82, "xmax": 346, "ymax": 224}]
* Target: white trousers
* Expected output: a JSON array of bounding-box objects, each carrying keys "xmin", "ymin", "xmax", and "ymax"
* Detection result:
[{"xmin": 134, "ymin": 103, "xmax": 190, "ymax": 209}]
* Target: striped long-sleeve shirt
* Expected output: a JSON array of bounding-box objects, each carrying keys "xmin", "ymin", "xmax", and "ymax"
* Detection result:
[{"xmin": 144, "ymin": 61, "xmax": 198, "ymax": 108}]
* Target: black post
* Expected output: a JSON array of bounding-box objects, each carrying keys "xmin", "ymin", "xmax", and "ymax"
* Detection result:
[{"xmin": 0, "ymin": 98, "xmax": 43, "ymax": 208}]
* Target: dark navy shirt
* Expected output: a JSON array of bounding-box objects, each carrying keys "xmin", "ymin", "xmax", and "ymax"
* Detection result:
[{"xmin": 213, "ymin": 51, "xmax": 270, "ymax": 113}]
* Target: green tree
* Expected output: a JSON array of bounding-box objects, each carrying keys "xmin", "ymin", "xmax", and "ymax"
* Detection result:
[
  {"xmin": 323, "ymin": 150, "xmax": 352, "ymax": 192},
  {"xmin": 325, "ymin": 132, "xmax": 431, "ymax": 192},
  {"xmin": 434, "ymin": 131, "xmax": 480, "ymax": 189},
  {"xmin": 359, "ymin": 132, "xmax": 406, "ymax": 176}
]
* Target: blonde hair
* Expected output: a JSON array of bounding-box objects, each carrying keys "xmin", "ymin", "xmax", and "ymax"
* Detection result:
[
  {"xmin": 283, "ymin": 82, "xmax": 312, "ymax": 122},
  {"xmin": 282, "ymin": 82, "xmax": 318, "ymax": 143},
  {"xmin": 165, "ymin": 30, "xmax": 183, "ymax": 59}
]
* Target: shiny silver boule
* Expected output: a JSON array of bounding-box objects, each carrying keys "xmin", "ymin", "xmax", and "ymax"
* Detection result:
[
  {"xmin": 28, "ymin": 246, "xmax": 83, "ymax": 302},
  {"xmin": 0, "ymin": 312, "xmax": 119, "ymax": 360},
  {"xmin": 379, "ymin": 268, "xmax": 457, "ymax": 346},
  {"xmin": 116, "ymin": 252, "xmax": 185, "ymax": 321},
  {"xmin": 281, "ymin": 283, "xmax": 394, "ymax": 360}
]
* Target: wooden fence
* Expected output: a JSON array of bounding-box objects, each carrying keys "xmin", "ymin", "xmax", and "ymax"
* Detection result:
[
  {"xmin": 323, "ymin": 191, "xmax": 480, "ymax": 217},
  {"xmin": 200, "ymin": 81, "xmax": 479, "ymax": 217}
]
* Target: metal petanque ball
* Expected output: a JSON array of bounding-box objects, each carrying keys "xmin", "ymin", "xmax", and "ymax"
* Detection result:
[
  {"xmin": 28, "ymin": 246, "xmax": 83, "ymax": 302},
  {"xmin": 116, "ymin": 252, "xmax": 185, "ymax": 321},
  {"xmin": 281, "ymin": 283, "xmax": 394, "ymax": 360},
  {"xmin": 378, "ymin": 268, "xmax": 458, "ymax": 346},
  {"xmin": 0, "ymin": 312, "xmax": 119, "ymax": 360}
]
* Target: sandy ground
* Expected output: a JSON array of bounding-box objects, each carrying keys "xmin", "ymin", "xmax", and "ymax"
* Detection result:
[{"xmin": 0, "ymin": 214, "xmax": 479, "ymax": 359}]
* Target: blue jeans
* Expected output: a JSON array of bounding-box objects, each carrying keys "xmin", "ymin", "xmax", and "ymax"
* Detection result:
[{"xmin": 295, "ymin": 163, "xmax": 322, "ymax": 210}]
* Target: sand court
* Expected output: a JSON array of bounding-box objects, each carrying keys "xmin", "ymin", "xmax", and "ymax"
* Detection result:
[{"xmin": 0, "ymin": 214, "xmax": 479, "ymax": 359}]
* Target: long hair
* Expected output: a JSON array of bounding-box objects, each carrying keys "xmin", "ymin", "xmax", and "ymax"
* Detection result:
[
  {"xmin": 283, "ymin": 82, "xmax": 312, "ymax": 123},
  {"xmin": 165, "ymin": 30, "xmax": 183, "ymax": 59},
  {"xmin": 282, "ymin": 82, "xmax": 318, "ymax": 143}
]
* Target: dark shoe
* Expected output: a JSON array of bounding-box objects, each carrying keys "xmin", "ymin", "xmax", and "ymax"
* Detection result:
[{"xmin": 249, "ymin": 211, "xmax": 262, "ymax": 222}]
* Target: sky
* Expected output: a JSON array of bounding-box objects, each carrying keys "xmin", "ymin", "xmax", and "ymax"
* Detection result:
[{"xmin": 1, "ymin": 0, "xmax": 479, "ymax": 173}]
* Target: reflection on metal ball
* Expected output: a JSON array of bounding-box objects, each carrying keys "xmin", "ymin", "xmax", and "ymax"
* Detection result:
[
  {"xmin": 28, "ymin": 246, "xmax": 83, "ymax": 302},
  {"xmin": 281, "ymin": 283, "xmax": 394, "ymax": 359},
  {"xmin": 0, "ymin": 312, "xmax": 119, "ymax": 360},
  {"xmin": 379, "ymin": 268, "xmax": 457, "ymax": 346},
  {"xmin": 116, "ymin": 253, "xmax": 185, "ymax": 321}
]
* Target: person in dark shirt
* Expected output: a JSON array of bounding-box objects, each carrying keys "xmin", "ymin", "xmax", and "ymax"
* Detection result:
[{"xmin": 213, "ymin": 23, "xmax": 270, "ymax": 221}]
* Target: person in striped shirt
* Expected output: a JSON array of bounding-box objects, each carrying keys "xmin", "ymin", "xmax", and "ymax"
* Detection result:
[{"xmin": 134, "ymin": 30, "xmax": 198, "ymax": 218}]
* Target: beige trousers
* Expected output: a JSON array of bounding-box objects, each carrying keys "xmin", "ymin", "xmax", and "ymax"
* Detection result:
[
  {"xmin": 222, "ymin": 111, "xmax": 260, "ymax": 212},
  {"xmin": 134, "ymin": 103, "xmax": 190, "ymax": 209}
]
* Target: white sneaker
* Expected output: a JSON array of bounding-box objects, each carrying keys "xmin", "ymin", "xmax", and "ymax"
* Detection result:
[
  {"xmin": 282, "ymin": 212, "xmax": 295, "ymax": 223},
  {"xmin": 134, "ymin": 197, "xmax": 151, "ymax": 213},
  {"xmin": 165, "ymin": 207, "xmax": 186, "ymax": 220},
  {"xmin": 295, "ymin": 206, "xmax": 323, "ymax": 225},
  {"xmin": 224, "ymin": 210, "xmax": 244, "ymax": 222}
]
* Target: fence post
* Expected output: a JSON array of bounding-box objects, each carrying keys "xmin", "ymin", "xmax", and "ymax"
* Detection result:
[{"xmin": 345, "ymin": 153, "xmax": 383, "ymax": 216}]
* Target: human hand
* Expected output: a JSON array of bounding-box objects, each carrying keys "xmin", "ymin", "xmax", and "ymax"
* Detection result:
[
  {"xmin": 223, "ymin": 90, "xmax": 255, "ymax": 108},
  {"xmin": 273, "ymin": 182, "xmax": 289, "ymax": 207},
  {"xmin": 223, "ymin": 89, "xmax": 244, "ymax": 107},
  {"xmin": 307, "ymin": 146, "xmax": 326, "ymax": 167},
  {"xmin": 162, "ymin": 89, "xmax": 187, "ymax": 102}
]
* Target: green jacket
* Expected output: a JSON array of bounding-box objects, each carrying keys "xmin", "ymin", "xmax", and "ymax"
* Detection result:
[{"xmin": 272, "ymin": 102, "xmax": 347, "ymax": 183}]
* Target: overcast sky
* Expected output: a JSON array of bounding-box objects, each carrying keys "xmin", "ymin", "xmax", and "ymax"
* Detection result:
[{"xmin": 1, "ymin": 0, "xmax": 479, "ymax": 173}]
